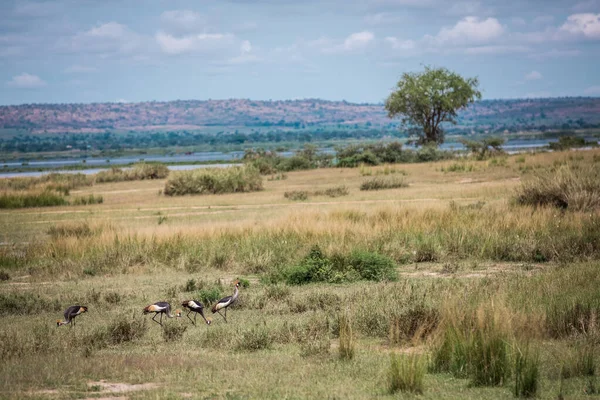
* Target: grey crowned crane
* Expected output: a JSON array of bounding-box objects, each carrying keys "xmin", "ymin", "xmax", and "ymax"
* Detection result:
[
  {"xmin": 181, "ymin": 300, "xmax": 212, "ymax": 326},
  {"xmin": 211, "ymin": 280, "xmax": 240, "ymax": 323},
  {"xmin": 142, "ymin": 302, "xmax": 181, "ymax": 326},
  {"xmin": 57, "ymin": 305, "xmax": 88, "ymax": 327}
]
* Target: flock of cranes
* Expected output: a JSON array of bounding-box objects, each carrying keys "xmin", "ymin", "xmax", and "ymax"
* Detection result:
[{"xmin": 57, "ymin": 280, "xmax": 241, "ymax": 328}]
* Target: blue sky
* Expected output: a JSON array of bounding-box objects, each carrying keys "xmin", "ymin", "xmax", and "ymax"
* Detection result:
[{"xmin": 1, "ymin": 0, "xmax": 599, "ymax": 105}]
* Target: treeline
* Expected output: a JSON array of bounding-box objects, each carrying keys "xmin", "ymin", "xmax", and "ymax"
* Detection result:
[{"xmin": 0, "ymin": 129, "xmax": 403, "ymax": 153}]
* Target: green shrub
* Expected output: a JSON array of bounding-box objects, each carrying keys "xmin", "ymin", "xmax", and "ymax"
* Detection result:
[
  {"xmin": 284, "ymin": 190, "xmax": 309, "ymax": 201},
  {"xmin": 360, "ymin": 176, "xmax": 408, "ymax": 191},
  {"xmin": 388, "ymin": 354, "xmax": 425, "ymax": 394},
  {"xmin": 284, "ymin": 247, "xmax": 397, "ymax": 285},
  {"xmin": 197, "ymin": 286, "xmax": 223, "ymax": 306},
  {"xmin": 515, "ymin": 163, "xmax": 600, "ymax": 211},
  {"xmin": 514, "ymin": 344, "xmax": 539, "ymax": 398},
  {"xmin": 164, "ymin": 165, "xmax": 263, "ymax": 196},
  {"xmin": 346, "ymin": 250, "xmax": 397, "ymax": 281}
]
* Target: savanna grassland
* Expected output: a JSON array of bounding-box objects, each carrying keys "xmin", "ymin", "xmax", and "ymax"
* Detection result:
[{"xmin": 0, "ymin": 149, "xmax": 599, "ymax": 399}]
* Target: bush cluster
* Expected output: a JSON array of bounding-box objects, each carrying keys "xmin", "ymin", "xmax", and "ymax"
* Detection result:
[
  {"xmin": 163, "ymin": 165, "xmax": 263, "ymax": 196},
  {"xmin": 95, "ymin": 163, "xmax": 169, "ymax": 183},
  {"xmin": 336, "ymin": 142, "xmax": 452, "ymax": 167},
  {"xmin": 282, "ymin": 246, "xmax": 397, "ymax": 285}
]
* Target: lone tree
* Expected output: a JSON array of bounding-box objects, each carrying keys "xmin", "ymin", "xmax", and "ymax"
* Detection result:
[{"xmin": 385, "ymin": 66, "xmax": 481, "ymax": 145}]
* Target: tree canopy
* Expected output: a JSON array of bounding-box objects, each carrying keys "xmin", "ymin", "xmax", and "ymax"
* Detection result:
[{"xmin": 385, "ymin": 66, "xmax": 482, "ymax": 145}]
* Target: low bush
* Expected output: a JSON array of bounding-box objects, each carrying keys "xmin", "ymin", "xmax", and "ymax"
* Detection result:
[
  {"xmin": 514, "ymin": 163, "xmax": 600, "ymax": 211},
  {"xmin": 95, "ymin": 163, "xmax": 169, "ymax": 183},
  {"xmin": 313, "ymin": 185, "xmax": 349, "ymax": 198},
  {"xmin": 283, "ymin": 246, "xmax": 396, "ymax": 285},
  {"xmin": 164, "ymin": 165, "xmax": 263, "ymax": 196},
  {"xmin": 561, "ymin": 344, "xmax": 596, "ymax": 379},
  {"xmin": 284, "ymin": 190, "xmax": 309, "ymax": 201},
  {"xmin": 71, "ymin": 194, "xmax": 103, "ymax": 205},
  {"xmin": 389, "ymin": 305, "xmax": 439, "ymax": 345},
  {"xmin": 360, "ymin": 176, "xmax": 408, "ymax": 191}
]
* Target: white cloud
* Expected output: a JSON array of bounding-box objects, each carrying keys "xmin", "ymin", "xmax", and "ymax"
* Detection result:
[
  {"xmin": 525, "ymin": 70, "xmax": 543, "ymax": 80},
  {"xmin": 426, "ymin": 17, "xmax": 504, "ymax": 46},
  {"xmin": 342, "ymin": 31, "xmax": 374, "ymax": 51},
  {"xmin": 584, "ymin": 85, "xmax": 600, "ymax": 95},
  {"xmin": 560, "ymin": 13, "xmax": 600, "ymax": 39},
  {"xmin": 57, "ymin": 22, "xmax": 145, "ymax": 56},
  {"xmin": 7, "ymin": 73, "xmax": 46, "ymax": 88},
  {"xmin": 155, "ymin": 31, "xmax": 235, "ymax": 55}
]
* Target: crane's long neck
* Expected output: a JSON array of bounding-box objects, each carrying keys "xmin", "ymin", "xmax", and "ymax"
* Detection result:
[{"xmin": 231, "ymin": 285, "xmax": 239, "ymax": 302}]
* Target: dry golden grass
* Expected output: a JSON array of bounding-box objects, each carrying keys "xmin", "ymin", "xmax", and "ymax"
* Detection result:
[{"xmin": 0, "ymin": 149, "xmax": 599, "ymax": 399}]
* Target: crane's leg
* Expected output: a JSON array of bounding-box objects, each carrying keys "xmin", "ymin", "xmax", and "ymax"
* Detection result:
[
  {"xmin": 152, "ymin": 313, "xmax": 162, "ymax": 325},
  {"xmin": 199, "ymin": 310, "xmax": 209, "ymax": 325},
  {"xmin": 186, "ymin": 310, "xmax": 195, "ymax": 325},
  {"xmin": 194, "ymin": 312, "xmax": 197, "ymax": 325},
  {"xmin": 217, "ymin": 309, "xmax": 227, "ymax": 323}
]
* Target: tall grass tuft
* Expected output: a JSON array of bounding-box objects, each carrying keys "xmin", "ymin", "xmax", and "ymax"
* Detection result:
[
  {"xmin": 47, "ymin": 221, "xmax": 95, "ymax": 239},
  {"xmin": 164, "ymin": 165, "xmax": 263, "ymax": 196},
  {"xmin": 339, "ymin": 310, "xmax": 355, "ymax": 360},
  {"xmin": 429, "ymin": 306, "xmax": 511, "ymax": 386},
  {"xmin": 388, "ymin": 354, "xmax": 425, "ymax": 394},
  {"xmin": 514, "ymin": 343, "xmax": 539, "ymax": 398},
  {"xmin": 515, "ymin": 163, "xmax": 600, "ymax": 210}
]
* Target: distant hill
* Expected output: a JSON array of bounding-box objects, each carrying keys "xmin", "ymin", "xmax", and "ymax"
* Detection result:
[{"xmin": 1, "ymin": 97, "xmax": 599, "ymax": 134}]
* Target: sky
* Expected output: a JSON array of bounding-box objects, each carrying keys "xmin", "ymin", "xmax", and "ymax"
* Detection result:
[{"xmin": 0, "ymin": 0, "xmax": 599, "ymax": 105}]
